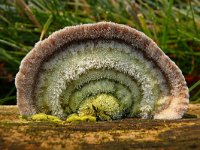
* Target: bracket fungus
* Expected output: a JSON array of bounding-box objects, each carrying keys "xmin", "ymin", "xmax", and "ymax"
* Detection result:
[{"xmin": 15, "ymin": 22, "xmax": 189, "ymax": 121}]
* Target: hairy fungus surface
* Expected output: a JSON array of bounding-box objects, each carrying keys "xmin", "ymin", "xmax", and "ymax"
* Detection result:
[{"xmin": 15, "ymin": 22, "xmax": 189, "ymax": 120}]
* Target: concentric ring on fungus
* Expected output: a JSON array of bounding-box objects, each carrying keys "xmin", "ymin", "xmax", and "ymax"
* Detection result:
[{"xmin": 15, "ymin": 22, "xmax": 189, "ymax": 120}]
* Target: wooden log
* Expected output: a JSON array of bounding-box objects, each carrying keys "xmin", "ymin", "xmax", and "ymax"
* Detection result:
[{"xmin": 0, "ymin": 104, "xmax": 200, "ymax": 149}]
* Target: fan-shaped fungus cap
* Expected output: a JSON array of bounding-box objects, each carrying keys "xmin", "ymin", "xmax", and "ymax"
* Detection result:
[{"xmin": 15, "ymin": 22, "xmax": 189, "ymax": 120}]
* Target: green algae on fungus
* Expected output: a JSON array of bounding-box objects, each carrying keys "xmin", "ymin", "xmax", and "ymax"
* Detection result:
[
  {"xmin": 15, "ymin": 22, "xmax": 189, "ymax": 121},
  {"xmin": 78, "ymin": 94, "xmax": 120, "ymax": 121}
]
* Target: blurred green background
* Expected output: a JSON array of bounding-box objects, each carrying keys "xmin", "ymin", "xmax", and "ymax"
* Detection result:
[{"xmin": 0, "ymin": 0, "xmax": 200, "ymax": 105}]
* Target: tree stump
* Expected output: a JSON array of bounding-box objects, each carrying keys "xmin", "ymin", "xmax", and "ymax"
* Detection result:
[{"xmin": 0, "ymin": 104, "xmax": 200, "ymax": 150}]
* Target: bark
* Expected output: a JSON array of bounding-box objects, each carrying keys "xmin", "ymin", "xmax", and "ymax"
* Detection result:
[{"xmin": 0, "ymin": 104, "xmax": 200, "ymax": 150}]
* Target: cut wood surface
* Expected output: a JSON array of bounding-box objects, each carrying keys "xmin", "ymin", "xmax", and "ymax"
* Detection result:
[{"xmin": 0, "ymin": 104, "xmax": 200, "ymax": 150}]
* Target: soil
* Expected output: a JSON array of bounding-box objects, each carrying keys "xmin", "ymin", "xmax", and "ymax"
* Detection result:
[{"xmin": 0, "ymin": 104, "xmax": 200, "ymax": 150}]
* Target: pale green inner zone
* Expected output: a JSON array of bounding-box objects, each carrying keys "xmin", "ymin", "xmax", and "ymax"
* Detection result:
[
  {"xmin": 68, "ymin": 80, "xmax": 132, "ymax": 120},
  {"xmin": 60, "ymin": 69, "xmax": 139, "ymax": 118},
  {"xmin": 36, "ymin": 40, "xmax": 170, "ymax": 120}
]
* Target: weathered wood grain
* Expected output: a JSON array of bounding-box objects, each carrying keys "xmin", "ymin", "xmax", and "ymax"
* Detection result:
[{"xmin": 0, "ymin": 104, "xmax": 200, "ymax": 150}]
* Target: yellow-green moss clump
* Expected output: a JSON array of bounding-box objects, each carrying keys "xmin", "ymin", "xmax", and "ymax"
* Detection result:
[
  {"xmin": 30, "ymin": 113, "xmax": 62, "ymax": 123},
  {"xmin": 66, "ymin": 114, "xmax": 96, "ymax": 123}
]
